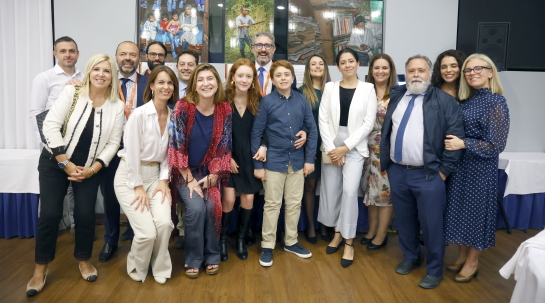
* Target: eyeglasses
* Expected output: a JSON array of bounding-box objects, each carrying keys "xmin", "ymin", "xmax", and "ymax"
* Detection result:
[
  {"xmin": 463, "ymin": 66, "xmax": 491, "ymax": 74},
  {"xmin": 148, "ymin": 52, "xmax": 166, "ymax": 59},
  {"xmin": 253, "ymin": 43, "xmax": 274, "ymax": 50}
]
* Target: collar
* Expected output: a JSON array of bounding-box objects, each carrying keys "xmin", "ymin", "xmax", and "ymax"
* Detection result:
[
  {"xmin": 118, "ymin": 71, "xmax": 137, "ymax": 82},
  {"xmin": 54, "ymin": 64, "xmax": 81, "ymax": 77},
  {"xmin": 256, "ymin": 60, "xmax": 273, "ymax": 73},
  {"xmin": 272, "ymin": 88, "xmax": 292, "ymax": 100},
  {"xmin": 179, "ymin": 80, "xmax": 187, "ymax": 90},
  {"xmin": 144, "ymin": 99, "xmax": 172, "ymax": 115}
]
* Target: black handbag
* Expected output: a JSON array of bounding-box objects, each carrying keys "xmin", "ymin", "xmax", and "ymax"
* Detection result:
[{"xmin": 36, "ymin": 87, "xmax": 80, "ymax": 145}]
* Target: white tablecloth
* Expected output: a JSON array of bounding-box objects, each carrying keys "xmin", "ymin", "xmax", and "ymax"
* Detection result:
[
  {"xmin": 498, "ymin": 152, "xmax": 545, "ymax": 197},
  {"xmin": 500, "ymin": 231, "xmax": 545, "ymax": 303},
  {"xmin": 0, "ymin": 149, "xmax": 40, "ymax": 194}
]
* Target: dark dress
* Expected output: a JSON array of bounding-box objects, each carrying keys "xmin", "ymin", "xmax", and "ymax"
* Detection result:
[
  {"xmin": 444, "ymin": 88, "xmax": 510, "ymax": 250},
  {"xmin": 298, "ymin": 87, "xmax": 322, "ymax": 179},
  {"xmin": 228, "ymin": 105, "xmax": 263, "ymax": 194}
]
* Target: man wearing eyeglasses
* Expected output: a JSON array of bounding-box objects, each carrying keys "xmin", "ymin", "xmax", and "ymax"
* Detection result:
[
  {"xmin": 252, "ymin": 31, "xmax": 298, "ymax": 96},
  {"xmin": 380, "ymin": 54, "xmax": 464, "ymax": 289},
  {"xmin": 144, "ymin": 41, "xmax": 167, "ymax": 77}
]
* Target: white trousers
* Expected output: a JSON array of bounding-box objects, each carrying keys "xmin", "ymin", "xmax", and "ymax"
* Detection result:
[
  {"xmin": 114, "ymin": 160, "xmax": 174, "ymax": 282},
  {"xmin": 318, "ymin": 127, "xmax": 365, "ymax": 239}
]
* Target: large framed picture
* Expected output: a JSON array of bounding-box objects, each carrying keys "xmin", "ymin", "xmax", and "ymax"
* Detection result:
[
  {"xmin": 137, "ymin": 0, "xmax": 208, "ymax": 66},
  {"xmin": 287, "ymin": 0, "xmax": 384, "ymax": 66}
]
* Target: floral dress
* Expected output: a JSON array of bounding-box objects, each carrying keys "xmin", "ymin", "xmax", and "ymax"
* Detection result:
[{"xmin": 362, "ymin": 99, "xmax": 391, "ymax": 206}]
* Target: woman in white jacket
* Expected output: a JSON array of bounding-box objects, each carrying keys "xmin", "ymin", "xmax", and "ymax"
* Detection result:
[
  {"xmin": 27, "ymin": 54, "xmax": 124, "ymax": 296},
  {"xmin": 318, "ymin": 48, "xmax": 377, "ymax": 268}
]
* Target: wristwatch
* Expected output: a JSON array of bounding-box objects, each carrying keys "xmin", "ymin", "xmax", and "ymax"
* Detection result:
[
  {"xmin": 58, "ymin": 160, "xmax": 70, "ymax": 169},
  {"xmin": 260, "ymin": 144, "xmax": 267, "ymax": 150}
]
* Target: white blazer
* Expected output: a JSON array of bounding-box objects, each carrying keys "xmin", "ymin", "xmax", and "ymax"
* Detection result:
[
  {"xmin": 319, "ymin": 80, "xmax": 377, "ymax": 157},
  {"xmin": 43, "ymin": 85, "xmax": 125, "ymax": 167}
]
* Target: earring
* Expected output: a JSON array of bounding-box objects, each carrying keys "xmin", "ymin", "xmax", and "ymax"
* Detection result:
[
  {"xmin": 231, "ymin": 81, "xmax": 235, "ymax": 85},
  {"xmin": 251, "ymin": 83, "xmax": 255, "ymax": 88}
]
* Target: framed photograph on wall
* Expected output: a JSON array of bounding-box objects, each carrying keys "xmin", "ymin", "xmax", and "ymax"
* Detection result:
[
  {"xmin": 287, "ymin": 0, "xmax": 384, "ymax": 66},
  {"xmin": 137, "ymin": 0, "xmax": 208, "ymax": 72},
  {"xmin": 224, "ymin": 0, "xmax": 275, "ymax": 63}
]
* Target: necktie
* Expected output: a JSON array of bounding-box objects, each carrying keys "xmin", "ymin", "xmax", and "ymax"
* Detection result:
[
  {"xmin": 121, "ymin": 78, "xmax": 130, "ymax": 100},
  {"xmin": 258, "ymin": 67, "xmax": 265, "ymax": 90},
  {"xmin": 394, "ymin": 94, "xmax": 418, "ymax": 163}
]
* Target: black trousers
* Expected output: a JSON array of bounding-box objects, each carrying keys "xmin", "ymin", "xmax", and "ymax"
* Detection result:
[{"xmin": 35, "ymin": 149, "xmax": 104, "ymax": 264}]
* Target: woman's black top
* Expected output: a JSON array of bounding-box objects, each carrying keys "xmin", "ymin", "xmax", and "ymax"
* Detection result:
[{"xmin": 339, "ymin": 87, "xmax": 355, "ymax": 126}]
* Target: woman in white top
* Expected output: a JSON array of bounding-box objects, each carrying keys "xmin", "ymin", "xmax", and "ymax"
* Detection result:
[
  {"xmin": 26, "ymin": 54, "xmax": 124, "ymax": 296},
  {"xmin": 318, "ymin": 48, "xmax": 377, "ymax": 268},
  {"xmin": 114, "ymin": 65, "xmax": 177, "ymax": 284}
]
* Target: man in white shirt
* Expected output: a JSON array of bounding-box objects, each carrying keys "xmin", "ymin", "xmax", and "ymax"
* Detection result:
[
  {"xmin": 236, "ymin": 7, "xmax": 255, "ymax": 58},
  {"xmin": 172, "ymin": 49, "xmax": 199, "ymax": 249},
  {"xmin": 29, "ymin": 36, "xmax": 82, "ymax": 236},
  {"xmin": 176, "ymin": 49, "xmax": 198, "ymax": 99}
]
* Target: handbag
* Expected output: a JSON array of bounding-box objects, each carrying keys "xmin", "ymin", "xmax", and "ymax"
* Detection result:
[
  {"xmin": 322, "ymin": 151, "xmax": 346, "ymax": 165},
  {"xmin": 36, "ymin": 87, "xmax": 80, "ymax": 145}
]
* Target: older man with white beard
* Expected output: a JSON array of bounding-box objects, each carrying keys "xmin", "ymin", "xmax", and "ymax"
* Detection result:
[{"xmin": 379, "ymin": 54, "xmax": 464, "ymax": 289}]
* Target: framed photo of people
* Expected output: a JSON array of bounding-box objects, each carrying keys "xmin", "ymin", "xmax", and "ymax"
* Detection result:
[
  {"xmin": 223, "ymin": 0, "xmax": 275, "ymax": 63},
  {"xmin": 287, "ymin": 0, "xmax": 384, "ymax": 66},
  {"xmin": 137, "ymin": 0, "xmax": 208, "ymax": 64}
]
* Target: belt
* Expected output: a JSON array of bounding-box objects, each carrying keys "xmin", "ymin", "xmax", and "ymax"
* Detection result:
[
  {"xmin": 394, "ymin": 163, "xmax": 424, "ymax": 169},
  {"xmin": 121, "ymin": 158, "xmax": 159, "ymax": 167}
]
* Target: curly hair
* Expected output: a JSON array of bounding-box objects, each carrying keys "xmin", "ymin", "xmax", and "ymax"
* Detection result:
[{"xmin": 431, "ymin": 49, "xmax": 467, "ymax": 90}]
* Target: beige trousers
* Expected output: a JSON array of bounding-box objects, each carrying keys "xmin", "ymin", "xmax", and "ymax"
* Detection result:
[
  {"xmin": 114, "ymin": 160, "xmax": 174, "ymax": 282},
  {"xmin": 261, "ymin": 164, "xmax": 304, "ymax": 249}
]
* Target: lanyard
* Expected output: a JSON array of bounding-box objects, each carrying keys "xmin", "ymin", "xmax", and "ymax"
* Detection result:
[
  {"xmin": 119, "ymin": 75, "xmax": 138, "ymax": 118},
  {"xmin": 260, "ymin": 72, "xmax": 271, "ymax": 97}
]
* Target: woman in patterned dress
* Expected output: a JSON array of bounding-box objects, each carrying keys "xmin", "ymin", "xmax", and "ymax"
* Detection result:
[
  {"xmin": 361, "ymin": 54, "xmax": 398, "ymax": 250},
  {"xmin": 444, "ymin": 54, "xmax": 510, "ymax": 283},
  {"xmin": 299, "ymin": 55, "xmax": 331, "ymax": 244}
]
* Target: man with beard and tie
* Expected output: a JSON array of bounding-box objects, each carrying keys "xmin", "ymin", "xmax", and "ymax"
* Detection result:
[
  {"xmin": 29, "ymin": 36, "xmax": 82, "ymax": 238},
  {"xmin": 99, "ymin": 41, "xmax": 149, "ymax": 262},
  {"xmin": 380, "ymin": 54, "xmax": 464, "ymax": 289},
  {"xmin": 144, "ymin": 41, "xmax": 167, "ymax": 77}
]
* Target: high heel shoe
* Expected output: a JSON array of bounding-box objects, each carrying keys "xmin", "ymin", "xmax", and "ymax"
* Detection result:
[
  {"xmin": 360, "ymin": 235, "xmax": 375, "ymax": 245},
  {"xmin": 305, "ymin": 231, "xmax": 318, "ymax": 244},
  {"xmin": 326, "ymin": 231, "xmax": 343, "ymax": 254},
  {"xmin": 367, "ymin": 235, "xmax": 388, "ymax": 250},
  {"xmin": 341, "ymin": 243, "xmax": 354, "ymax": 268},
  {"xmin": 446, "ymin": 262, "xmax": 465, "ymax": 273},
  {"xmin": 26, "ymin": 269, "xmax": 48, "ymax": 297},
  {"xmin": 79, "ymin": 264, "xmax": 97, "ymax": 282},
  {"xmin": 454, "ymin": 267, "xmax": 480, "ymax": 283}
]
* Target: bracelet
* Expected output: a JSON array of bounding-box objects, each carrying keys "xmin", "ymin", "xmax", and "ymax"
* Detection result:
[{"xmin": 90, "ymin": 167, "xmax": 97, "ymax": 175}]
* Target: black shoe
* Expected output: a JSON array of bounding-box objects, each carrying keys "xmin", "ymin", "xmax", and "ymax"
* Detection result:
[
  {"xmin": 305, "ymin": 231, "xmax": 317, "ymax": 244},
  {"xmin": 326, "ymin": 231, "xmax": 343, "ymax": 254},
  {"xmin": 236, "ymin": 208, "xmax": 252, "ymax": 260},
  {"xmin": 220, "ymin": 211, "xmax": 232, "ymax": 262},
  {"xmin": 245, "ymin": 227, "xmax": 256, "ymax": 246},
  {"xmin": 320, "ymin": 233, "xmax": 332, "ymax": 242},
  {"xmin": 121, "ymin": 227, "xmax": 134, "ymax": 241},
  {"xmin": 367, "ymin": 235, "xmax": 388, "ymax": 250},
  {"xmin": 99, "ymin": 244, "xmax": 118, "ymax": 262},
  {"xmin": 175, "ymin": 236, "xmax": 185, "ymax": 249},
  {"xmin": 395, "ymin": 258, "xmax": 422, "ymax": 275},
  {"xmin": 341, "ymin": 243, "xmax": 354, "ymax": 268},
  {"xmin": 418, "ymin": 275, "xmax": 443, "ymax": 289},
  {"xmin": 360, "ymin": 235, "xmax": 375, "ymax": 245}
]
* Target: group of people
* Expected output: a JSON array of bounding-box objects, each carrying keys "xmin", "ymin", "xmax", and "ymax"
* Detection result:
[{"xmin": 26, "ymin": 29, "xmax": 509, "ymax": 296}]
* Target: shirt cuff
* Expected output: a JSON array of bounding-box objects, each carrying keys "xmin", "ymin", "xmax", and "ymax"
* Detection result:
[
  {"xmin": 51, "ymin": 146, "xmax": 66, "ymax": 157},
  {"xmin": 95, "ymin": 159, "xmax": 106, "ymax": 168}
]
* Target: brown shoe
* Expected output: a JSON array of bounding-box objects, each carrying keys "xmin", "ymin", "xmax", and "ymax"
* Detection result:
[
  {"xmin": 26, "ymin": 269, "xmax": 48, "ymax": 297},
  {"xmin": 446, "ymin": 262, "xmax": 465, "ymax": 273},
  {"xmin": 454, "ymin": 267, "xmax": 479, "ymax": 283}
]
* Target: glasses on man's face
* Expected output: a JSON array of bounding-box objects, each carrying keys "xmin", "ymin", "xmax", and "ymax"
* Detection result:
[
  {"xmin": 463, "ymin": 66, "xmax": 491, "ymax": 75},
  {"xmin": 148, "ymin": 52, "xmax": 166, "ymax": 59},
  {"xmin": 253, "ymin": 43, "xmax": 274, "ymax": 50}
]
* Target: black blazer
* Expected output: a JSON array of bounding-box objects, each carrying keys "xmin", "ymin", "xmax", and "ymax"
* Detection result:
[{"xmin": 135, "ymin": 73, "xmax": 148, "ymax": 107}]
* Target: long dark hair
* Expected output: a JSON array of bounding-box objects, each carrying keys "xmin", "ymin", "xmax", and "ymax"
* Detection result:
[
  {"xmin": 301, "ymin": 55, "xmax": 331, "ymax": 107},
  {"xmin": 143, "ymin": 65, "xmax": 179, "ymax": 105},
  {"xmin": 431, "ymin": 49, "xmax": 467, "ymax": 90},
  {"xmin": 366, "ymin": 54, "xmax": 398, "ymax": 101},
  {"xmin": 335, "ymin": 48, "xmax": 359, "ymax": 66}
]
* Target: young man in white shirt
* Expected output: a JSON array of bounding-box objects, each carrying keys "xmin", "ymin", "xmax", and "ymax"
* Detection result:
[
  {"xmin": 29, "ymin": 36, "xmax": 82, "ymax": 237},
  {"xmin": 173, "ymin": 49, "xmax": 199, "ymax": 249}
]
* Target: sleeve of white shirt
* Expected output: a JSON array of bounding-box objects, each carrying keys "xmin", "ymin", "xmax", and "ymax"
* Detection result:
[
  {"xmin": 121, "ymin": 108, "xmax": 144, "ymax": 188},
  {"xmin": 159, "ymin": 150, "xmax": 169, "ymax": 181},
  {"xmin": 344, "ymin": 85, "xmax": 378, "ymax": 150},
  {"xmin": 29, "ymin": 72, "xmax": 49, "ymax": 142},
  {"xmin": 319, "ymin": 82, "xmax": 336, "ymax": 154}
]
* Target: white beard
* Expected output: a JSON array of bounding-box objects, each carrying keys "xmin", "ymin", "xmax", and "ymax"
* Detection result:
[{"xmin": 406, "ymin": 77, "xmax": 431, "ymax": 95}]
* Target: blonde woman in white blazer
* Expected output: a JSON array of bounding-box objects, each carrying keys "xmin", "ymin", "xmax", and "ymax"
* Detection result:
[
  {"xmin": 27, "ymin": 54, "xmax": 124, "ymax": 297},
  {"xmin": 318, "ymin": 48, "xmax": 377, "ymax": 268}
]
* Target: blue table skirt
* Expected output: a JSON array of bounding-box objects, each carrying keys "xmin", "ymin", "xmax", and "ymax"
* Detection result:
[
  {"xmin": 0, "ymin": 193, "xmax": 39, "ymax": 238},
  {"xmin": 497, "ymin": 170, "xmax": 545, "ymax": 230}
]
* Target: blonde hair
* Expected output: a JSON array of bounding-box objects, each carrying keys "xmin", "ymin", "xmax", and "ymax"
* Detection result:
[
  {"xmin": 185, "ymin": 64, "xmax": 225, "ymax": 105},
  {"xmin": 301, "ymin": 55, "xmax": 330, "ymax": 107},
  {"xmin": 458, "ymin": 53, "xmax": 504, "ymax": 101},
  {"xmin": 78, "ymin": 54, "xmax": 120, "ymax": 102}
]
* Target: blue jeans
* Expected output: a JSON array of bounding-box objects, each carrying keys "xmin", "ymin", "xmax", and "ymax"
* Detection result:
[
  {"xmin": 169, "ymin": 31, "xmax": 183, "ymax": 51},
  {"xmin": 239, "ymin": 36, "xmax": 252, "ymax": 51}
]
